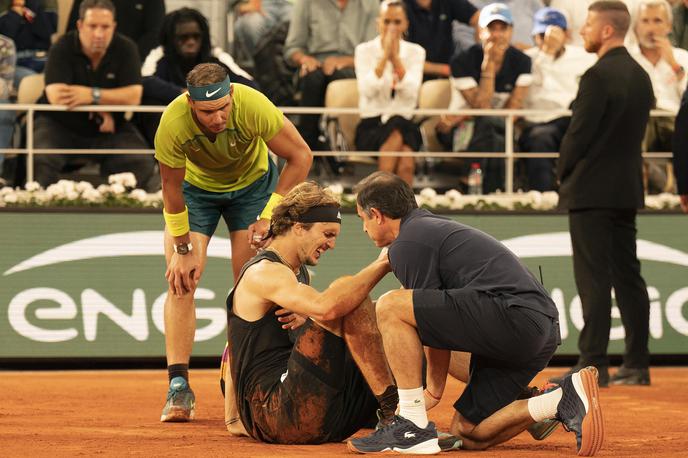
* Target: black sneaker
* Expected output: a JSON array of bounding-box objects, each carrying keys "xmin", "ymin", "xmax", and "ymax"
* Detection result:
[
  {"xmin": 347, "ymin": 415, "xmax": 441, "ymax": 454},
  {"xmin": 609, "ymin": 366, "xmax": 650, "ymax": 386},
  {"xmin": 555, "ymin": 367, "xmax": 604, "ymax": 456},
  {"xmin": 550, "ymin": 364, "xmax": 609, "ymax": 388}
]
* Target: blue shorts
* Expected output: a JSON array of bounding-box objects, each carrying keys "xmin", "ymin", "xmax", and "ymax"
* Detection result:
[{"xmin": 183, "ymin": 159, "xmax": 278, "ymax": 236}]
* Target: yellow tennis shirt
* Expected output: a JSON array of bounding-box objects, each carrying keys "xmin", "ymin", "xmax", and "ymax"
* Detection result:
[{"xmin": 154, "ymin": 84, "xmax": 284, "ymax": 193}]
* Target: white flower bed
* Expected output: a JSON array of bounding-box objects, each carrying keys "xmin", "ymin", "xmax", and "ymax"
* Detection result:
[
  {"xmin": 0, "ymin": 173, "xmax": 163, "ymax": 208},
  {"xmin": 0, "ymin": 174, "xmax": 681, "ymax": 211}
]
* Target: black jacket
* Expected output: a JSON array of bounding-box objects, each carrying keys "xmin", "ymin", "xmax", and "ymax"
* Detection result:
[
  {"xmin": 557, "ymin": 47, "xmax": 654, "ymax": 210},
  {"xmin": 673, "ymin": 83, "xmax": 688, "ymax": 195}
]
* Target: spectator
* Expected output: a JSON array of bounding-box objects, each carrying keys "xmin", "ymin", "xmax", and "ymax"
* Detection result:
[
  {"xmin": 67, "ymin": 0, "xmax": 165, "ymax": 61},
  {"xmin": 673, "ymin": 81, "xmax": 688, "ymax": 212},
  {"xmin": 631, "ymin": 0, "xmax": 688, "ymax": 193},
  {"xmin": 34, "ymin": 0, "xmax": 155, "ymax": 190},
  {"xmin": 519, "ymin": 7, "xmax": 596, "ymax": 191},
  {"xmin": 673, "ymin": 0, "xmax": 688, "ymax": 49},
  {"xmin": 455, "ymin": 0, "xmax": 544, "ymax": 52},
  {"xmin": 554, "ymin": 0, "xmax": 653, "ymax": 387},
  {"xmin": 355, "ymin": 0, "xmax": 425, "ymax": 186},
  {"xmin": 0, "ymin": 34, "xmax": 14, "ymax": 186},
  {"xmin": 402, "ymin": 0, "xmax": 478, "ymax": 80},
  {"xmin": 0, "ymin": 0, "xmax": 56, "ymax": 79},
  {"xmin": 139, "ymin": 7, "xmax": 255, "ymax": 146},
  {"xmin": 444, "ymin": 2, "xmax": 532, "ymax": 193},
  {"xmin": 549, "ymin": 0, "xmax": 594, "ymax": 46},
  {"xmin": 233, "ymin": 0, "xmax": 292, "ymax": 58},
  {"xmin": 284, "ymin": 0, "xmax": 378, "ymax": 156}
]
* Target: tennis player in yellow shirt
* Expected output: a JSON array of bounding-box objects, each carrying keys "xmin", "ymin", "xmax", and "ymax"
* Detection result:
[{"xmin": 154, "ymin": 62, "xmax": 312, "ymax": 422}]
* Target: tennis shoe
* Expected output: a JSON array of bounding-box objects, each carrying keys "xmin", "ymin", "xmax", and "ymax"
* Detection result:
[
  {"xmin": 160, "ymin": 376, "xmax": 196, "ymax": 422},
  {"xmin": 348, "ymin": 415, "xmax": 440, "ymax": 454}
]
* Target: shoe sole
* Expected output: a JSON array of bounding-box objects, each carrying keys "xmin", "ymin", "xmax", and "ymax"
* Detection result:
[
  {"xmin": 160, "ymin": 406, "xmax": 195, "ymax": 422},
  {"xmin": 575, "ymin": 367, "xmax": 604, "ymax": 456},
  {"xmin": 347, "ymin": 438, "xmax": 441, "ymax": 455}
]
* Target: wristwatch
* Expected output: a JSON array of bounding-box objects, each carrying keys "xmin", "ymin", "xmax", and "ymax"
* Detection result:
[
  {"xmin": 173, "ymin": 242, "xmax": 193, "ymax": 255},
  {"xmin": 92, "ymin": 86, "xmax": 101, "ymax": 104}
]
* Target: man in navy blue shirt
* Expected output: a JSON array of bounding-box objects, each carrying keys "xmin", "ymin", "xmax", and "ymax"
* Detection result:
[
  {"xmin": 403, "ymin": 0, "xmax": 478, "ymax": 79},
  {"xmin": 441, "ymin": 2, "xmax": 532, "ymax": 193},
  {"xmin": 347, "ymin": 171, "xmax": 604, "ymax": 456}
]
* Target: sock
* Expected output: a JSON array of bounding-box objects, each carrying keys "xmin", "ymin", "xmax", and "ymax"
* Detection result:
[
  {"xmin": 375, "ymin": 385, "xmax": 399, "ymax": 423},
  {"xmin": 527, "ymin": 387, "xmax": 563, "ymax": 422},
  {"xmin": 398, "ymin": 387, "xmax": 428, "ymax": 428},
  {"xmin": 168, "ymin": 363, "xmax": 189, "ymax": 384}
]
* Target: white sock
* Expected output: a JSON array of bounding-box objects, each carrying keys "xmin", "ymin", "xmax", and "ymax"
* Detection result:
[
  {"xmin": 398, "ymin": 387, "xmax": 428, "ymax": 428},
  {"xmin": 527, "ymin": 387, "xmax": 563, "ymax": 422}
]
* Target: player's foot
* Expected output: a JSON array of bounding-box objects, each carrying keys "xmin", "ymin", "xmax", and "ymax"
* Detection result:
[
  {"xmin": 437, "ymin": 431, "xmax": 462, "ymax": 451},
  {"xmin": 160, "ymin": 376, "xmax": 196, "ymax": 422},
  {"xmin": 555, "ymin": 367, "xmax": 604, "ymax": 456},
  {"xmin": 526, "ymin": 381, "xmax": 561, "ymax": 441},
  {"xmin": 374, "ymin": 409, "xmax": 395, "ymax": 430},
  {"xmin": 348, "ymin": 415, "xmax": 440, "ymax": 454},
  {"xmin": 609, "ymin": 365, "xmax": 650, "ymax": 386}
]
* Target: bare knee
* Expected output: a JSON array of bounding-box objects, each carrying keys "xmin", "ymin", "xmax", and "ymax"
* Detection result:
[{"xmin": 375, "ymin": 290, "xmax": 407, "ymax": 326}]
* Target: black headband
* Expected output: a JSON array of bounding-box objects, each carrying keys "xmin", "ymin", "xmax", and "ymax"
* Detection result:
[{"xmin": 295, "ymin": 205, "xmax": 342, "ymax": 224}]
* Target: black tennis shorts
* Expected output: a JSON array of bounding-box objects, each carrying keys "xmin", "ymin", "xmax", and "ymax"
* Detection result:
[
  {"xmin": 413, "ymin": 288, "xmax": 560, "ymax": 425},
  {"xmin": 248, "ymin": 320, "xmax": 378, "ymax": 444}
]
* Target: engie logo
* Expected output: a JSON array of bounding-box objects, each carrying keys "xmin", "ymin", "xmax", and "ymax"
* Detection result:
[
  {"xmin": 3, "ymin": 231, "xmax": 232, "ymax": 344},
  {"xmin": 502, "ymin": 232, "xmax": 688, "ymax": 340}
]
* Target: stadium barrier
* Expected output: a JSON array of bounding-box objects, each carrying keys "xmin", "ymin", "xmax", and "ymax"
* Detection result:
[{"xmin": 0, "ymin": 104, "xmax": 677, "ymax": 193}]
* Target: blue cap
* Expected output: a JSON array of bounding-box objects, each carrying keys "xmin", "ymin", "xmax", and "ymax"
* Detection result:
[
  {"xmin": 532, "ymin": 7, "xmax": 568, "ymax": 35},
  {"xmin": 478, "ymin": 3, "xmax": 513, "ymax": 28}
]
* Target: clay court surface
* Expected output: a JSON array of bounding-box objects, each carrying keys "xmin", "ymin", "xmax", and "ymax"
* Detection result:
[{"xmin": 2, "ymin": 367, "xmax": 687, "ymax": 457}]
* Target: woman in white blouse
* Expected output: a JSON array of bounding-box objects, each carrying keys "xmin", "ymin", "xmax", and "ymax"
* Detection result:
[{"xmin": 354, "ymin": 0, "xmax": 426, "ymax": 186}]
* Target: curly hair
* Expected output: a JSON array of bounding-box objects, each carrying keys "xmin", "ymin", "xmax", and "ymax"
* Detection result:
[{"xmin": 271, "ymin": 182, "xmax": 341, "ymax": 237}]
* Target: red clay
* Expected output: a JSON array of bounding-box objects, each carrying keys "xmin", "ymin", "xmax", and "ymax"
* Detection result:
[{"xmin": 2, "ymin": 367, "xmax": 687, "ymax": 457}]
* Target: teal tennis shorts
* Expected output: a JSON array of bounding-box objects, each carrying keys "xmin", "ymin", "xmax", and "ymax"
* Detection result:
[{"xmin": 182, "ymin": 159, "xmax": 278, "ymax": 236}]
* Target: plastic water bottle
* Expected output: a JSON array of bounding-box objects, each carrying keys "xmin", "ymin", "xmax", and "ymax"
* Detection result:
[{"xmin": 467, "ymin": 162, "xmax": 483, "ymax": 195}]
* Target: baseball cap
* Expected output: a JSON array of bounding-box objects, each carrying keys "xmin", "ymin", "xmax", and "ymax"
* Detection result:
[
  {"xmin": 478, "ymin": 3, "xmax": 513, "ymax": 28},
  {"xmin": 532, "ymin": 7, "xmax": 568, "ymax": 35}
]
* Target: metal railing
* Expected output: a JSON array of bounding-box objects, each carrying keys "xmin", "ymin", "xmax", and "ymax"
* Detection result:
[{"xmin": 0, "ymin": 104, "xmax": 676, "ymax": 193}]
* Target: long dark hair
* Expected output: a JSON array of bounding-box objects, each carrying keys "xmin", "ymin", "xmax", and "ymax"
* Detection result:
[{"xmin": 159, "ymin": 8, "xmax": 213, "ymax": 80}]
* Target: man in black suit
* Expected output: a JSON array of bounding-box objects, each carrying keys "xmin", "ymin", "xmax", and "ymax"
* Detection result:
[
  {"xmin": 673, "ymin": 84, "xmax": 688, "ymax": 214},
  {"xmin": 555, "ymin": 1, "xmax": 654, "ymax": 387}
]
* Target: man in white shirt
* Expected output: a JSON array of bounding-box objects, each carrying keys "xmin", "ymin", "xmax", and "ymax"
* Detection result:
[
  {"xmin": 632, "ymin": 0, "xmax": 688, "ymax": 192},
  {"xmin": 519, "ymin": 7, "xmax": 596, "ymax": 191}
]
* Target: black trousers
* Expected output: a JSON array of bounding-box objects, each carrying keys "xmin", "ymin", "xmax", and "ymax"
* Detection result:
[
  {"xmin": 518, "ymin": 117, "xmax": 571, "ymax": 192},
  {"xmin": 569, "ymin": 208, "xmax": 650, "ymax": 368},
  {"xmin": 297, "ymin": 66, "xmax": 355, "ymax": 150},
  {"xmin": 33, "ymin": 116, "xmax": 156, "ymax": 191}
]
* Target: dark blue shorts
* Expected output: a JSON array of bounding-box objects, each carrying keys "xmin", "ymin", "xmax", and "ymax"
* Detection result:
[
  {"xmin": 413, "ymin": 288, "xmax": 560, "ymax": 425},
  {"xmin": 183, "ymin": 160, "xmax": 277, "ymax": 236}
]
